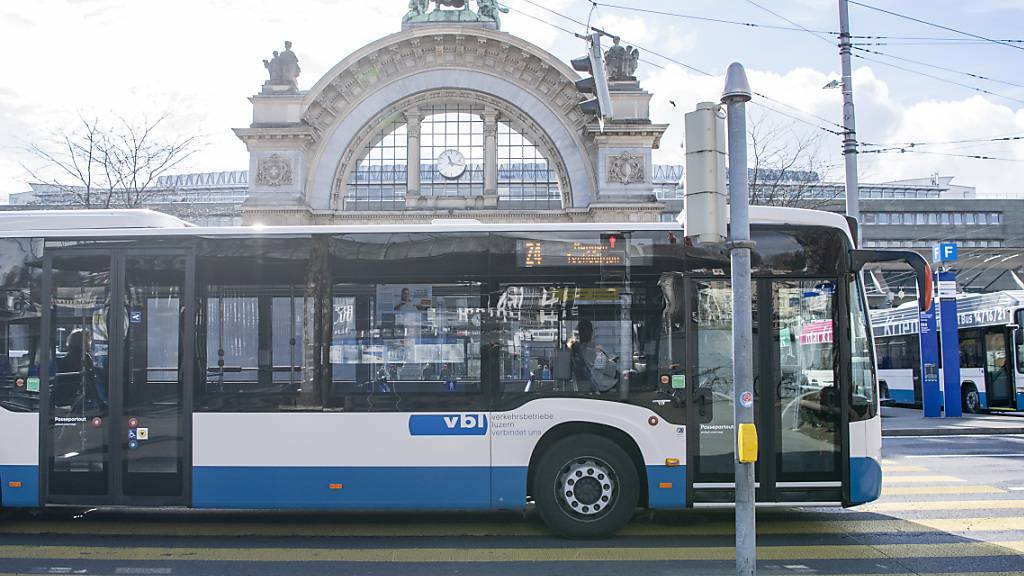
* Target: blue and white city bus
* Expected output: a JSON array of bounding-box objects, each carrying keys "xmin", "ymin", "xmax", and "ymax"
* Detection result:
[
  {"xmin": 0, "ymin": 208, "xmax": 929, "ymax": 537},
  {"xmin": 872, "ymin": 291, "xmax": 1024, "ymax": 413}
]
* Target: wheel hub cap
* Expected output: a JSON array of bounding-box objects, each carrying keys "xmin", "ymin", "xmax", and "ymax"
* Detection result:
[{"xmin": 558, "ymin": 458, "xmax": 615, "ymax": 516}]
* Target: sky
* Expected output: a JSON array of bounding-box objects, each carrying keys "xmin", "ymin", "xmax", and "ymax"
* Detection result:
[{"xmin": 1, "ymin": 0, "xmax": 1023, "ymax": 201}]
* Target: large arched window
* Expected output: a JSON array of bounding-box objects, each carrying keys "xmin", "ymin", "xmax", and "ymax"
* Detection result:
[
  {"xmin": 347, "ymin": 117, "xmax": 408, "ymax": 211},
  {"xmin": 497, "ymin": 120, "xmax": 559, "ymax": 210},
  {"xmin": 419, "ymin": 104, "xmax": 485, "ymax": 197},
  {"xmin": 342, "ymin": 96, "xmax": 563, "ymax": 211}
]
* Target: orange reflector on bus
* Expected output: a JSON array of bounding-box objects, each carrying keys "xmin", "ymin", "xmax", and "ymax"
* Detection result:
[
  {"xmin": 8, "ymin": 481, "xmax": 22, "ymax": 488},
  {"xmin": 665, "ymin": 458, "xmax": 680, "ymax": 467},
  {"xmin": 658, "ymin": 482, "xmax": 673, "ymax": 489},
  {"xmin": 329, "ymin": 483, "xmax": 343, "ymax": 490}
]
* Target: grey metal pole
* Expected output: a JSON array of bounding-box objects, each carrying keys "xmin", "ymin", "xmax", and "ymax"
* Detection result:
[
  {"xmin": 723, "ymin": 62, "xmax": 756, "ymax": 576},
  {"xmin": 839, "ymin": 0, "xmax": 860, "ymax": 230}
]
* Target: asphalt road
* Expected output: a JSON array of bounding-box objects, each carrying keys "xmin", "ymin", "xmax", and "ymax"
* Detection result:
[{"xmin": 1, "ymin": 435, "xmax": 1023, "ymax": 576}]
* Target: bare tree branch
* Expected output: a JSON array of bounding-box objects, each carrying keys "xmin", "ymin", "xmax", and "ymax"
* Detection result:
[
  {"xmin": 746, "ymin": 116, "xmax": 839, "ymax": 209},
  {"xmin": 22, "ymin": 112, "xmax": 199, "ymax": 209},
  {"xmin": 21, "ymin": 116, "xmax": 106, "ymax": 207}
]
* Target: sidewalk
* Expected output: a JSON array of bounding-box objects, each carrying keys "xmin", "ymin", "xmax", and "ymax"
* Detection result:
[{"xmin": 881, "ymin": 405, "xmax": 1024, "ymax": 436}]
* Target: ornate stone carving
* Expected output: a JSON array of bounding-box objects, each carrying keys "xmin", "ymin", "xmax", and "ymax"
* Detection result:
[
  {"xmin": 263, "ymin": 41, "xmax": 301, "ymax": 93},
  {"xmin": 304, "ymin": 32, "xmax": 588, "ymax": 140},
  {"xmin": 256, "ymin": 154, "xmax": 294, "ymax": 187},
  {"xmin": 604, "ymin": 37, "xmax": 639, "ymax": 81},
  {"xmin": 607, "ymin": 152, "xmax": 645, "ymax": 185}
]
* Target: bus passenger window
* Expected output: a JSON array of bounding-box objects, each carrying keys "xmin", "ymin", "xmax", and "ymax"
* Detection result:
[
  {"xmin": 326, "ymin": 283, "xmax": 483, "ymax": 412},
  {"xmin": 195, "ymin": 238, "xmax": 319, "ymax": 412},
  {"xmin": 0, "ymin": 239, "xmax": 42, "ymax": 413}
]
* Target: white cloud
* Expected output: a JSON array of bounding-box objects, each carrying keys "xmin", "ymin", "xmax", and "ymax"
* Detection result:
[
  {"xmin": 643, "ymin": 61, "xmax": 1024, "ymax": 195},
  {"xmin": 2, "ymin": 1, "xmax": 1022, "ymax": 203}
]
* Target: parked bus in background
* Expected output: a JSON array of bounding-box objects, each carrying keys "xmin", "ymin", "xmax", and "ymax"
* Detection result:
[
  {"xmin": 0, "ymin": 209, "xmax": 929, "ymax": 538},
  {"xmin": 872, "ymin": 291, "xmax": 1024, "ymax": 413}
]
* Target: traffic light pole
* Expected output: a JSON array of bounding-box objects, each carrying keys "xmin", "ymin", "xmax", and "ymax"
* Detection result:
[{"xmin": 723, "ymin": 63, "xmax": 756, "ymax": 576}]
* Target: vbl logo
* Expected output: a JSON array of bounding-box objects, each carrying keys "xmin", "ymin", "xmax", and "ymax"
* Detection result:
[{"xmin": 408, "ymin": 413, "xmax": 488, "ymax": 436}]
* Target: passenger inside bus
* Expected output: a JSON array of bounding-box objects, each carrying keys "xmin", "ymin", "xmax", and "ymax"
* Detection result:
[
  {"xmin": 569, "ymin": 319, "xmax": 618, "ymax": 394},
  {"xmin": 54, "ymin": 329, "xmax": 102, "ymax": 408}
]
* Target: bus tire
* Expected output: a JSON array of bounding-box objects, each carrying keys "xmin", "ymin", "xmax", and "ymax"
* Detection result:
[
  {"xmin": 962, "ymin": 384, "xmax": 982, "ymax": 414},
  {"xmin": 533, "ymin": 433, "xmax": 639, "ymax": 539}
]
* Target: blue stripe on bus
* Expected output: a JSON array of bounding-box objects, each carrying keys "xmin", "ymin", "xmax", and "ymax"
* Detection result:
[
  {"xmin": 849, "ymin": 457, "xmax": 882, "ymax": 504},
  {"xmin": 1018, "ymin": 392, "xmax": 1024, "ymax": 411},
  {"xmin": 192, "ymin": 466, "xmax": 493, "ymax": 510},
  {"xmin": 646, "ymin": 465, "xmax": 686, "ymax": 509},
  {"xmin": 491, "ymin": 466, "xmax": 528, "ymax": 509},
  {"xmin": 0, "ymin": 465, "xmax": 39, "ymax": 508},
  {"xmin": 887, "ymin": 388, "xmax": 916, "ymax": 404},
  {"xmin": 193, "ymin": 465, "xmax": 687, "ymax": 510}
]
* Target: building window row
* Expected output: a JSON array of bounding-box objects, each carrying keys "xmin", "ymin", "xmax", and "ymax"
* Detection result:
[
  {"xmin": 862, "ymin": 239, "xmax": 1004, "ymax": 249},
  {"xmin": 860, "ymin": 189, "xmax": 941, "ymax": 199},
  {"xmin": 863, "ymin": 212, "xmax": 1000, "ymax": 226}
]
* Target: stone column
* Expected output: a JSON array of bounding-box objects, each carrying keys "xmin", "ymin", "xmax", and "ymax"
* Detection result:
[
  {"xmin": 483, "ymin": 109, "xmax": 498, "ymax": 205},
  {"xmin": 405, "ymin": 111, "xmax": 422, "ymax": 207}
]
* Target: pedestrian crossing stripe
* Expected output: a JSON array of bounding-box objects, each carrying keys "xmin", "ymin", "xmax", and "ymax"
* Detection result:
[
  {"xmin": 882, "ymin": 485, "xmax": 1004, "ymax": 495},
  {"xmin": 0, "ymin": 542, "xmax": 1021, "ymax": 562},
  {"xmin": 879, "ymin": 465, "xmax": 930, "ymax": 473},
  {"xmin": 882, "ymin": 475, "xmax": 965, "ymax": 484},
  {"xmin": 858, "ymin": 499, "xmax": 1024, "ymax": 511}
]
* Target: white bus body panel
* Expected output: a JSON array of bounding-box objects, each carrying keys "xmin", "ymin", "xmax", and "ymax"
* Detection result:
[{"xmin": 0, "ymin": 409, "xmax": 39, "ymax": 507}]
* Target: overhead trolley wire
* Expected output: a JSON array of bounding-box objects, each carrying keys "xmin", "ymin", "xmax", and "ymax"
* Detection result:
[
  {"xmin": 512, "ymin": 0, "xmax": 847, "ymax": 137},
  {"xmin": 742, "ymin": 0, "xmax": 835, "ymax": 47},
  {"xmin": 862, "ymin": 134, "xmax": 1024, "ymax": 149},
  {"xmin": 848, "ymin": 0, "xmax": 1024, "ymax": 52},
  {"xmin": 852, "ymin": 46, "xmax": 1024, "ymax": 91},
  {"xmin": 860, "ymin": 148, "xmax": 1024, "ymax": 163},
  {"xmin": 852, "ymin": 54, "xmax": 1024, "ymax": 106},
  {"xmin": 590, "ymin": 1, "xmax": 838, "ymax": 35}
]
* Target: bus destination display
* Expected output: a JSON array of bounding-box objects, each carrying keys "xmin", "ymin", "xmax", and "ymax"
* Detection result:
[{"xmin": 517, "ymin": 239, "xmax": 624, "ymax": 267}]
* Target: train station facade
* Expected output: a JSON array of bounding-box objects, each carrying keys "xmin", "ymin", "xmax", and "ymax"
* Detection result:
[{"xmin": 235, "ymin": 8, "xmax": 667, "ymax": 225}]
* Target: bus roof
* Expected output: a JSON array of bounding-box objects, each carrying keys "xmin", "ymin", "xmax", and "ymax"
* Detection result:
[
  {"xmin": 0, "ymin": 206, "xmax": 855, "ymax": 241},
  {"xmin": 871, "ymin": 290, "xmax": 1024, "ymax": 337},
  {"xmin": 0, "ymin": 209, "xmax": 193, "ymax": 231}
]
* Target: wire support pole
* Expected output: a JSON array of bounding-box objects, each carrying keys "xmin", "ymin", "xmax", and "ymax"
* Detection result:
[{"xmin": 839, "ymin": 0, "xmax": 861, "ymax": 232}]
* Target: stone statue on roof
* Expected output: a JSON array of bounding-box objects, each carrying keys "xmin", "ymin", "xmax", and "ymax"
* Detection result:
[
  {"xmin": 263, "ymin": 41, "xmax": 301, "ymax": 93},
  {"xmin": 604, "ymin": 36, "xmax": 640, "ymax": 81},
  {"xmin": 402, "ymin": 0, "xmax": 509, "ymax": 30},
  {"xmin": 476, "ymin": 0, "xmax": 509, "ymax": 27}
]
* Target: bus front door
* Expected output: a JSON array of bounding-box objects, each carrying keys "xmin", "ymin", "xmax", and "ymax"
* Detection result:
[
  {"xmin": 688, "ymin": 278, "xmax": 843, "ymax": 504},
  {"xmin": 43, "ymin": 251, "xmax": 192, "ymax": 506}
]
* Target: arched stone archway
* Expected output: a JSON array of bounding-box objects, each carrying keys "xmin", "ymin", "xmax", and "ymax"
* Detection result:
[{"xmin": 235, "ymin": 23, "xmax": 666, "ymax": 224}]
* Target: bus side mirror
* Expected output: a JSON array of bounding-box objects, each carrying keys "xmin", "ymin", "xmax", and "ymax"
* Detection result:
[{"xmin": 850, "ymin": 249, "xmax": 932, "ymax": 312}]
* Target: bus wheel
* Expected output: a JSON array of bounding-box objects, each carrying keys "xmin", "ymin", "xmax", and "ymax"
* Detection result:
[
  {"xmin": 533, "ymin": 434, "xmax": 639, "ymax": 539},
  {"xmin": 962, "ymin": 384, "xmax": 982, "ymax": 414}
]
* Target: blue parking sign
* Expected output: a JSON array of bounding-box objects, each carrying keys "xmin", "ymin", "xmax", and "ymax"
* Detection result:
[{"xmin": 932, "ymin": 243, "xmax": 957, "ymax": 263}]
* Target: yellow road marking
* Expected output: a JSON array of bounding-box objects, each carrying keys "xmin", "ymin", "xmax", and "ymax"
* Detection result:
[
  {"xmin": 883, "ymin": 475, "xmax": 965, "ymax": 484},
  {"xmin": 859, "ymin": 499, "xmax": 1024, "ymax": 512},
  {"xmin": 2, "ymin": 516, "xmax": 1022, "ymax": 538},
  {"xmin": 0, "ymin": 542, "xmax": 1022, "ymax": 562},
  {"xmin": 880, "ymin": 465, "xmax": 930, "ymax": 473},
  {"xmin": 882, "ymin": 485, "xmax": 1004, "ymax": 495}
]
